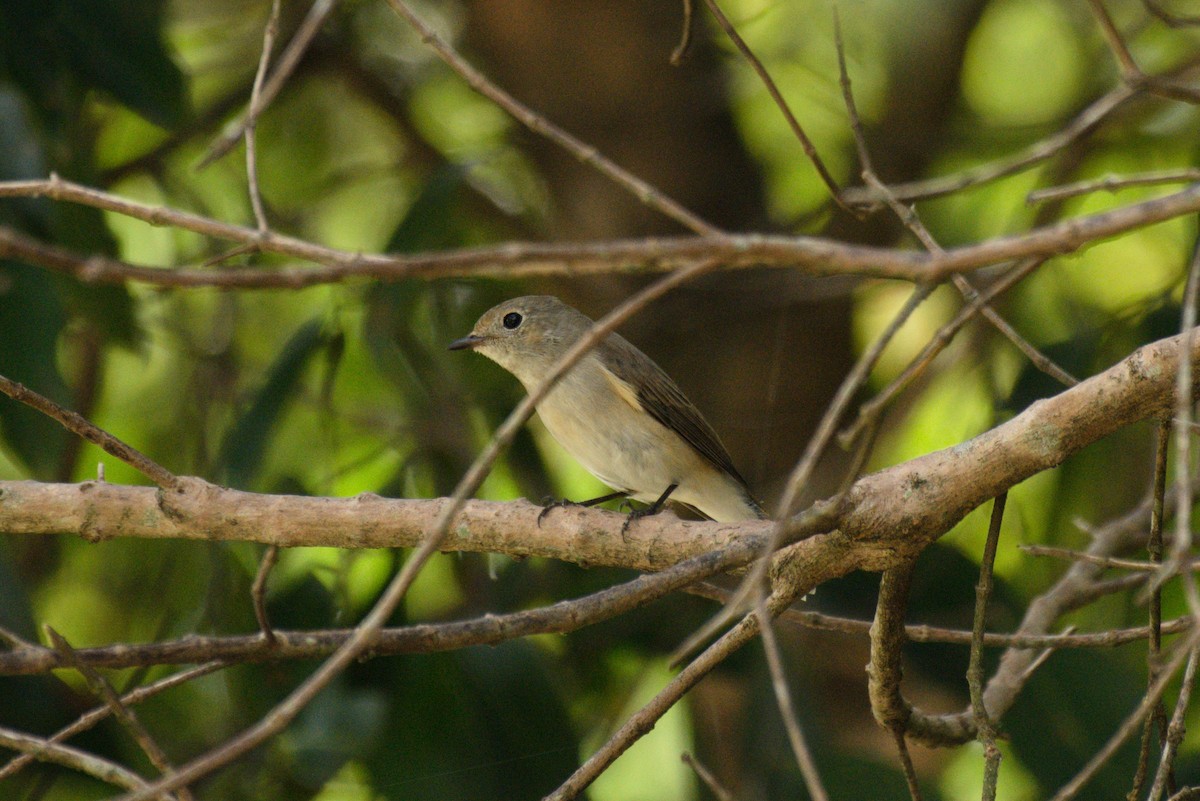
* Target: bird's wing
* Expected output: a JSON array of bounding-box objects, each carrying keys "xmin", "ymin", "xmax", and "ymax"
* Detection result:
[{"xmin": 599, "ymin": 336, "xmax": 751, "ymax": 489}]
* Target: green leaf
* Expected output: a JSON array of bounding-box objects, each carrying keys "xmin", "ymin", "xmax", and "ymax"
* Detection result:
[
  {"xmin": 385, "ymin": 164, "xmax": 470, "ymax": 254},
  {"xmin": 0, "ymin": 261, "xmax": 69, "ymax": 477},
  {"xmin": 0, "ymin": 0, "xmax": 187, "ymax": 129},
  {"xmin": 217, "ymin": 319, "xmax": 331, "ymax": 490}
]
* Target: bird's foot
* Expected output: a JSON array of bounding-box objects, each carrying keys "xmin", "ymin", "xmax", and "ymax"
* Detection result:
[
  {"xmin": 618, "ymin": 483, "xmax": 679, "ymax": 541},
  {"xmin": 618, "ymin": 504, "xmax": 661, "ymax": 541},
  {"xmin": 538, "ymin": 490, "xmax": 630, "ymax": 527},
  {"xmin": 537, "ymin": 497, "xmax": 579, "ymax": 527}
]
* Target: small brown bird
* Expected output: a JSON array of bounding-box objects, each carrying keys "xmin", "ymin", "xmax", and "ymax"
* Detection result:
[{"xmin": 450, "ymin": 296, "xmax": 765, "ymax": 522}]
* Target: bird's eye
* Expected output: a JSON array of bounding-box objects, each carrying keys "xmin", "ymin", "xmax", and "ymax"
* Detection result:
[{"xmin": 502, "ymin": 312, "xmax": 523, "ymax": 330}]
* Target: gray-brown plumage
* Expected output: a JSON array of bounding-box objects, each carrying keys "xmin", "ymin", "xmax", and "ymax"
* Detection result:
[{"xmin": 450, "ymin": 296, "xmax": 765, "ymax": 522}]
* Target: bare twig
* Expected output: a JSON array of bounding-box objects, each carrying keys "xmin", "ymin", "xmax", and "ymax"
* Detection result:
[
  {"xmin": 701, "ymin": 0, "xmax": 849, "ymax": 212},
  {"xmin": 670, "ymin": 0, "xmax": 695, "ymax": 65},
  {"xmin": 1130, "ymin": 420, "xmax": 1174, "ymax": 801},
  {"xmin": 840, "ymin": 84, "xmax": 1138, "ymax": 206},
  {"xmin": 0, "ymin": 662, "xmax": 225, "ymax": 781},
  {"xmin": 201, "ymin": 0, "xmax": 340, "ymax": 167},
  {"xmin": 0, "ymin": 726, "xmax": 176, "ymax": 798},
  {"xmin": 5, "ymin": 178, "xmax": 1200, "ymax": 285},
  {"xmin": 1143, "ymin": 0, "xmax": 1200, "ymax": 27},
  {"xmin": 837, "ymin": 14, "xmax": 1075, "ymax": 393},
  {"xmin": 952, "ymin": 273, "xmax": 1078, "ymax": 386},
  {"xmin": 969, "ymin": 495, "xmax": 1007, "ymax": 801},
  {"xmin": 681, "ymin": 752, "xmax": 735, "ymax": 801},
  {"xmin": 756, "ymin": 600, "xmax": 828, "ymax": 801},
  {"xmin": 1163, "ymin": 238, "xmax": 1200, "ymax": 616},
  {"xmin": 868, "ymin": 562, "xmax": 976, "ymax": 748},
  {"xmin": 46, "ymin": 628, "xmax": 192, "ymax": 801},
  {"xmin": 251, "ymin": 545, "xmax": 280, "ymax": 644},
  {"xmin": 4, "ymin": 585, "xmax": 1189, "ymax": 677},
  {"xmin": 675, "ymin": 280, "xmax": 932, "ymax": 665},
  {"xmin": 1050, "ymin": 632, "xmax": 1200, "ymax": 801},
  {"xmin": 1021, "ymin": 543, "xmax": 1182, "ymax": 572},
  {"xmin": 839, "ymin": 258, "xmax": 1047, "ymax": 446},
  {"xmin": 1028, "ymin": 169, "xmax": 1200, "ymax": 205},
  {"xmin": 672, "ymin": 23, "xmax": 948, "ymax": 652},
  {"xmin": 1088, "ymin": 0, "xmax": 1200, "ymax": 104},
  {"xmin": 244, "ymin": 0, "xmax": 282, "ymax": 232},
  {"xmin": 1149, "ymin": 645, "xmax": 1200, "ymax": 801},
  {"xmin": 383, "ymin": 0, "xmax": 722, "ymax": 237},
  {"xmin": 0, "ymin": 373, "xmax": 178, "ymax": 489},
  {"xmin": 891, "ymin": 727, "xmax": 923, "ymax": 801},
  {"xmin": 1089, "ymin": 0, "xmax": 1141, "ymax": 79},
  {"xmin": 544, "ymin": 590, "xmax": 795, "ymax": 801}
]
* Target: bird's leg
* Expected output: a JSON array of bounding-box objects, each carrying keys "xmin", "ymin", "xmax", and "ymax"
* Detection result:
[
  {"xmin": 537, "ymin": 490, "xmax": 629, "ymax": 526},
  {"xmin": 619, "ymin": 483, "xmax": 679, "ymax": 538}
]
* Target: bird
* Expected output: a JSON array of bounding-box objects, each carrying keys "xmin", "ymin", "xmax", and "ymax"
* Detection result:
[{"xmin": 449, "ymin": 295, "xmax": 765, "ymax": 523}]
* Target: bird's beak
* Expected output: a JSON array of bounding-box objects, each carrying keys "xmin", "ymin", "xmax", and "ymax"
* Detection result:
[{"xmin": 448, "ymin": 333, "xmax": 484, "ymax": 351}]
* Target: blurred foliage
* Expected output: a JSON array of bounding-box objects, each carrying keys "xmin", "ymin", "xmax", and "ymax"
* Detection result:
[{"xmin": 0, "ymin": 0, "xmax": 1199, "ymax": 799}]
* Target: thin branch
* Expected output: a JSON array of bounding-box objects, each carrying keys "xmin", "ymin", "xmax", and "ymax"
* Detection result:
[
  {"xmin": 670, "ymin": 0, "xmax": 695, "ymax": 65},
  {"xmin": 0, "ymin": 662, "xmax": 225, "ymax": 781},
  {"xmin": 1143, "ymin": 0, "xmax": 1200, "ymax": 27},
  {"xmin": 1027, "ymin": 169, "xmax": 1200, "ymax": 205},
  {"xmin": 768, "ymin": 604, "xmax": 1191, "ymax": 650},
  {"xmin": 682, "ymin": 22, "xmax": 943, "ymax": 653},
  {"xmin": 544, "ymin": 589, "xmax": 796, "ymax": 801},
  {"xmin": 839, "ymin": 257, "xmax": 1046, "ymax": 446},
  {"xmin": 0, "ymin": 726, "xmax": 176, "ymax": 799},
  {"xmin": 1088, "ymin": 0, "xmax": 1200, "ymax": 104},
  {"xmin": 383, "ymin": 0, "xmax": 723, "ymax": 237},
  {"xmin": 201, "ymin": 0, "xmax": 340, "ymax": 167},
  {"xmin": 952, "ymin": 273, "xmax": 1078, "ymax": 386},
  {"xmin": 969, "ymin": 495, "xmax": 1007, "ymax": 801},
  {"xmin": 836, "ymin": 16, "xmax": 1075, "ymax": 393},
  {"xmin": 1049, "ymin": 633, "xmax": 1200, "ymax": 801},
  {"xmin": 756, "ymin": 600, "xmax": 828, "ymax": 801},
  {"xmin": 1130, "ymin": 420, "xmax": 1174, "ymax": 801},
  {"xmin": 251, "ymin": 545, "xmax": 280, "ymax": 644},
  {"xmin": 868, "ymin": 562, "xmax": 976, "ymax": 747},
  {"xmin": 677, "ymin": 280, "xmax": 932, "ymax": 664},
  {"xmin": 1088, "ymin": 0, "xmax": 1141, "ymax": 80},
  {"xmin": 839, "ymin": 84, "xmax": 1138, "ymax": 206},
  {"xmin": 244, "ymin": 0, "xmax": 282, "ymax": 232},
  {"xmin": 836, "ymin": 10, "xmax": 1074, "ymax": 392},
  {"xmin": 1021, "ymin": 543, "xmax": 1183, "ymax": 572},
  {"xmin": 4, "ymin": 586, "xmax": 1188, "ymax": 677},
  {"xmin": 45, "ymin": 628, "xmax": 192, "ymax": 801},
  {"xmin": 702, "ymin": 0, "xmax": 849, "ymax": 213},
  {"xmin": 891, "ymin": 726, "xmax": 923, "ymax": 801},
  {"xmin": 1149, "ymin": 645, "xmax": 1200, "ymax": 801},
  {"xmin": 0, "ymin": 372, "xmax": 178, "ymax": 489},
  {"xmin": 1163, "ymin": 237, "xmax": 1200, "ymax": 617},
  {"xmin": 5, "ymin": 177, "xmax": 1200, "ymax": 285},
  {"xmin": 1, "ymin": 529, "xmax": 771, "ymax": 676},
  {"xmin": 680, "ymin": 753, "xmax": 735, "ymax": 801},
  {"xmin": 983, "ymin": 472, "xmax": 1200, "ymax": 745}
]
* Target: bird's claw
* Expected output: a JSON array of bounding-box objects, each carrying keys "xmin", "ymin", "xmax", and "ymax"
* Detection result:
[
  {"xmin": 537, "ymin": 497, "xmax": 577, "ymax": 527},
  {"xmin": 619, "ymin": 504, "xmax": 659, "ymax": 542}
]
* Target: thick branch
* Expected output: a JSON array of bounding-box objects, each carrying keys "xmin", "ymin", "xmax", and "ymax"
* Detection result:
[
  {"xmin": 0, "ymin": 484, "xmax": 756, "ymax": 572},
  {"xmin": 4, "ymin": 329, "xmax": 1197, "ymax": 590},
  {"xmin": 834, "ymin": 330, "xmax": 1198, "ymax": 562}
]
